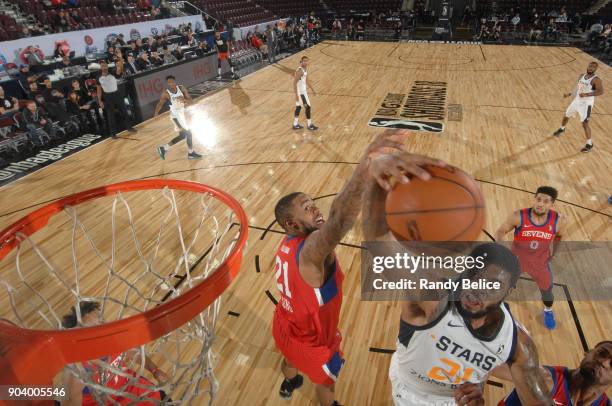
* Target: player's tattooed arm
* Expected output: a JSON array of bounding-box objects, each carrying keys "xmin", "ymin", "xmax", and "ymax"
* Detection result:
[
  {"xmin": 300, "ymin": 132, "xmax": 407, "ymax": 267},
  {"xmin": 153, "ymin": 91, "xmax": 169, "ymax": 116},
  {"xmin": 508, "ymin": 327, "xmax": 554, "ymax": 406},
  {"xmin": 495, "ymin": 211, "xmax": 520, "ymax": 242}
]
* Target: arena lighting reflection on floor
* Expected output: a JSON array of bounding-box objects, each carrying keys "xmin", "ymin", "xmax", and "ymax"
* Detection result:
[{"xmin": 187, "ymin": 106, "xmax": 218, "ymax": 148}]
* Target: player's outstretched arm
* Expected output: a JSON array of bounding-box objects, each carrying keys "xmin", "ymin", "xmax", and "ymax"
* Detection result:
[
  {"xmin": 153, "ymin": 92, "xmax": 169, "ymax": 116},
  {"xmin": 495, "ymin": 211, "xmax": 520, "ymax": 242},
  {"xmin": 300, "ymin": 132, "xmax": 407, "ymax": 267},
  {"xmin": 293, "ymin": 69, "xmax": 302, "ymax": 102},
  {"xmin": 508, "ymin": 327, "xmax": 554, "ymax": 406}
]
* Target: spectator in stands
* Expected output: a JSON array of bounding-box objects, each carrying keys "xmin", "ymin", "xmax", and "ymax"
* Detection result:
[
  {"xmin": 265, "ymin": 25, "xmax": 278, "ymax": 64},
  {"xmin": 61, "ymin": 55, "xmax": 72, "ymax": 69},
  {"xmin": 22, "ymin": 99, "xmax": 55, "ymax": 141},
  {"xmin": 185, "ymin": 32, "xmax": 198, "ymax": 47},
  {"xmin": 124, "ymin": 54, "xmax": 140, "ymax": 76},
  {"xmin": 128, "ymin": 41, "xmax": 139, "ymax": 55},
  {"xmin": 162, "ymin": 46, "xmax": 178, "ymax": 65},
  {"xmin": 284, "ymin": 25, "xmax": 296, "ymax": 48},
  {"xmin": 151, "ymin": 6, "xmax": 161, "ymax": 19},
  {"xmin": 195, "ymin": 41, "xmax": 211, "ymax": 57},
  {"xmin": 54, "ymin": 10, "xmax": 71, "ymax": 33},
  {"xmin": 69, "ymin": 79, "xmax": 89, "ymax": 102},
  {"xmin": 150, "ymin": 50, "xmax": 164, "ymax": 66},
  {"xmin": 36, "ymin": 92, "xmax": 75, "ymax": 136},
  {"xmin": 0, "ymin": 86, "xmax": 19, "ymax": 117},
  {"xmin": 356, "ymin": 21, "xmax": 365, "ymax": 40},
  {"xmin": 135, "ymin": 38, "xmax": 144, "ymax": 53},
  {"xmin": 511, "ymin": 13, "xmax": 521, "ymax": 30},
  {"xmin": 67, "ymin": 91, "xmax": 95, "ymax": 131},
  {"xmin": 558, "ymin": 7, "xmax": 568, "ymax": 22},
  {"xmin": 171, "ymin": 45, "xmax": 183, "ymax": 61},
  {"xmin": 69, "ymin": 10, "xmax": 86, "ymax": 30},
  {"xmin": 476, "ymin": 19, "xmax": 490, "ymax": 41},
  {"xmin": 136, "ymin": 53, "xmax": 152, "ymax": 71},
  {"xmin": 115, "ymin": 33, "xmax": 126, "ymax": 46},
  {"xmin": 30, "ymin": 23, "xmax": 45, "ymax": 36},
  {"xmin": 545, "ymin": 18, "xmax": 559, "ymax": 41},
  {"xmin": 492, "ymin": 20, "xmax": 502, "ymax": 42},
  {"xmin": 27, "ymin": 81, "xmax": 44, "ymax": 101},
  {"xmin": 529, "ymin": 18, "xmax": 544, "ymax": 41},
  {"xmin": 332, "ymin": 18, "xmax": 342, "ymax": 38},
  {"xmin": 115, "ymin": 48, "xmax": 127, "ymax": 78},
  {"xmin": 588, "ymin": 20, "xmax": 604, "ymax": 47},
  {"xmin": 20, "ymin": 26, "xmax": 32, "ymax": 39}
]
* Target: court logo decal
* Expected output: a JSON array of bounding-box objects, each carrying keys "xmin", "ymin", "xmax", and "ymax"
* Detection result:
[
  {"xmin": 369, "ymin": 81, "xmax": 447, "ymax": 133},
  {"xmin": 0, "ymin": 134, "xmax": 104, "ymax": 187}
]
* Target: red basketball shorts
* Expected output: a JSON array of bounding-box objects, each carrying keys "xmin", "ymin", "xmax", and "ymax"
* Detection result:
[
  {"xmin": 272, "ymin": 314, "xmax": 344, "ymax": 386},
  {"xmin": 519, "ymin": 259, "xmax": 553, "ymax": 291},
  {"xmin": 218, "ymin": 51, "xmax": 229, "ymax": 61}
]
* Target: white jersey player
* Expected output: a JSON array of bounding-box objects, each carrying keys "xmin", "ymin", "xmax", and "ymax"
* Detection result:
[
  {"xmin": 553, "ymin": 61, "xmax": 604, "ymax": 153},
  {"xmin": 292, "ymin": 56, "xmax": 318, "ymax": 131},
  {"xmin": 361, "ymin": 149, "xmax": 554, "ymax": 406},
  {"xmin": 154, "ymin": 75, "xmax": 202, "ymax": 160}
]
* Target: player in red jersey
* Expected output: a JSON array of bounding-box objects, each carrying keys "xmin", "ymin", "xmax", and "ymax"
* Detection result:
[
  {"xmin": 495, "ymin": 340, "xmax": 611, "ymax": 405},
  {"xmin": 271, "ymin": 131, "xmax": 442, "ymax": 406},
  {"xmin": 60, "ymin": 302, "xmax": 170, "ymax": 406},
  {"xmin": 495, "ymin": 186, "xmax": 564, "ymax": 330}
]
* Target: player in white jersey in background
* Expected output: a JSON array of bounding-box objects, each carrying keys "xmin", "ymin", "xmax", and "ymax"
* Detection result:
[
  {"xmin": 292, "ymin": 56, "xmax": 318, "ymax": 131},
  {"xmin": 553, "ymin": 61, "xmax": 604, "ymax": 153},
  {"xmin": 360, "ymin": 151, "xmax": 553, "ymax": 406},
  {"xmin": 154, "ymin": 75, "xmax": 202, "ymax": 160}
]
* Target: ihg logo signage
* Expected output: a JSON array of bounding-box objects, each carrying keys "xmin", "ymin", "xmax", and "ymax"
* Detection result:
[{"xmin": 368, "ymin": 81, "xmax": 447, "ymax": 133}]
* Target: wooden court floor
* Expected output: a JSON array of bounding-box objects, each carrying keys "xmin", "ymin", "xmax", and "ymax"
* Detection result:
[{"xmin": 0, "ymin": 42, "xmax": 610, "ymax": 405}]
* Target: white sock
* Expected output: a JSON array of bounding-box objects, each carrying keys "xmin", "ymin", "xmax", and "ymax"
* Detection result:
[
  {"xmin": 544, "ymin": 306, "xmax": 553, "ymax": 312},
  {"xmin": 307, "ymin": 119, "xmax": 312, "ymax": 126},
  {"xmin": 231, "ymin": 67, "xmax": 235, "ymax": 73},
  {"xmin": 586, "ymin": 138, "xmax": 592, "ymax": 145},
  {"xmin": 163, "ymin": 144, "xmax": 169, "ymax": 150},
  {"xmin": 560, "ymin": 126, "xmax": 565, "ymax": 130},
  {"xmin": 188, "ymin": 148, "xmax": 193, "ymax": 153},
  {"xmin": 293, "ymin": 117, "xmax": 299, "ymax": 126},
  {"xmin": 217, "ymin": 68, "xmax": 221, "ymax": 75}
]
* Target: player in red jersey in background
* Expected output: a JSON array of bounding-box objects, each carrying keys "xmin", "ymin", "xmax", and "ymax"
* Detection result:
[
  {"xmin": 271, "ymin": 131, "xmax": 444, "ymax": 406},
  {"xmin": 495, "ymin": 340, "xmax": 611, "ymax": 405},
  {"xmin": 495, "ymin": 186, "xmax": 565, "ymax": 330},
  {"xmin": 60, "ymin": 302, "xmax": 170, "ymax": 406}
]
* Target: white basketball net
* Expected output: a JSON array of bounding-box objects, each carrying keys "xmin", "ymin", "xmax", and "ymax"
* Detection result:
[{"xmin": 0, "ymin": 186, "xmax": 242, "ymax": 405}]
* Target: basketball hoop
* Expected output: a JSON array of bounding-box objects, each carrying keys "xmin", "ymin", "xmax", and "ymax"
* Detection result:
[{"xmin": 0, "ymin": 179, "xmax": 248, "ymax": 404}]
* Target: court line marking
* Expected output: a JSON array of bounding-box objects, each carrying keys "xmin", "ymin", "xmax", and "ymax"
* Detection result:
[
  {"xmin": 479, "ymin": 45, "xmax": 487, "ymax": 62},
  {"xmin": 2, "ymin": 161, "xmax": 609, "ymax": 220},
  {"xmin": 318, "ymin": 43, "xmax": 577, "ymax": 72}
]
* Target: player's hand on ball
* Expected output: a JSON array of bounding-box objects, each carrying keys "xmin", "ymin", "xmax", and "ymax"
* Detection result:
[
  {"xmin": 368, "ymin": 151, "xmax": 447, "ymax": 191},
  {"xmin": 454, "ymin": 383, "xmax": 485, "ymax": 406}
]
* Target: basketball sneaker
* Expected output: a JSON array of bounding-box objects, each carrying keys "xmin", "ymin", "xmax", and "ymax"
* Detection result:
[
  {"xmin": 552, "ymin": 128, "xmax": 565, "ymax": 137},
  {"xmin": 188, "ymin": 151, "xmax": 203, "ymax": 160},
  {"xmin": 307, "ymin": 124, "xmax": 319, "ymax": 131},
  {"xmin": 580, "ymin": 143, "xmax": 593, "ymax": 153},
  {"xmin": 543, "ymin": 309, "xmax": 556, "ymax": 330},
  {"xmin": 157, "ymin": 146, "xmax": 167, "ymax": 160},
  {"xmin": 232, "ymin": 73, "xmax": 240, "ymax": 80},
  {"xmin": 279, "ymin": 374, "xmax": 303, "ymax": 399},
  {"xmin": 293, "ymin": 124, "xmax": 304, "ymax": 130}
]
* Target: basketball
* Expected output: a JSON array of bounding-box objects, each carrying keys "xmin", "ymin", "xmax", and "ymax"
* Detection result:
[{"xmin": 385, "ymin": 165, "xmax": 485, "ymax": 241}]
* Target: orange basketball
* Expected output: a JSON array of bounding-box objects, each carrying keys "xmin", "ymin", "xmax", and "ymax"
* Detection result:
[{"xmin": 385, "ymin": 165, "xmax": 485, "ymax": 241}]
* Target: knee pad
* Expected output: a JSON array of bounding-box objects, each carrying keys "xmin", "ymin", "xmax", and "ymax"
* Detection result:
[
  {"xmin": 294, "ymin": 105, "xmax": 302, "ymax": 116},
  {"xmin": 305, "ymin": 104, "xmax": 311, "ymax": 119}
]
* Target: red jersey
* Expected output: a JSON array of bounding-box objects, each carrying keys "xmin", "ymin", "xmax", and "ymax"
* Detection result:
[
  {"xmin": 82, "ymin": 354, "xmax": 161, "ymax": 405},
  {"xmin": 512, "ymin": 208, "xmax": 559, "ymax": 272},
  {"xmin": 499, "ymin": 366, "xmax": 610, "ymax": 406},
  {"xmin": 273, "ymin": 235, "xmax": 344, "ymax": 349}
]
